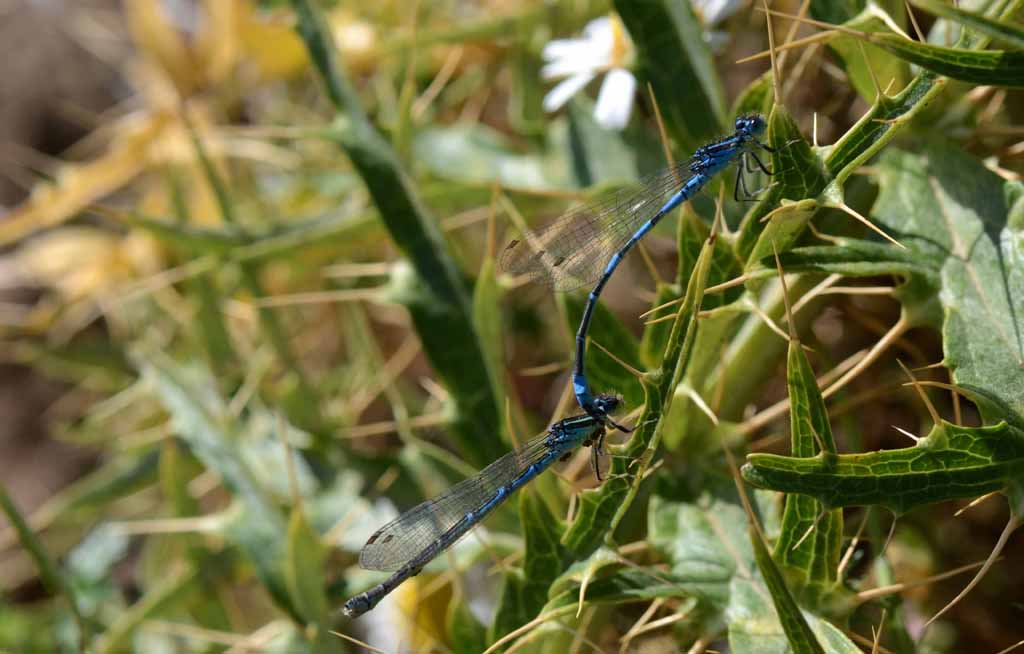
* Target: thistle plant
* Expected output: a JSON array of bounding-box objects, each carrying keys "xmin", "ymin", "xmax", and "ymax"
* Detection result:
[{"xmin": 1, "ymin": 1, "xmax": 1022, "ymax": 653}]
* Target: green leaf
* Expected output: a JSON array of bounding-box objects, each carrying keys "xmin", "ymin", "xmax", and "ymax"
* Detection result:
[
  {"xmin": 747, "ymin": 238, "xmax": 943, "ymax": 327},
  {"xmin": 285, "ymin": 508, "xmax": 329, "ymax": 623},
  {"xmin": 59, "ymin": 449, "xmax": 160, "ymax": 517},
  {"xmin": 491, "ymin": 490, "xmax": 567, "ymax": 640},
  {"xmin": 0, "ymin": 481, "xmax": 86, "ymax": 645},
  {"xmin": 448, "ymin": 601, "xmax": 488, "ymax": 654},
  {"xmin": 639, "ymin": 284, "xmax": 678, "ymax": 369},
  {"xmin": 138, "ymin": 353, "xmax": 300, "ymax": 620},
  {"xmin": 293, "ymin": 0, "xmax": 502, "ymax": 466},
  {"xmin": 728, "ymin": 575, "xmax": 862, "ymax": 654},
  {"xmin": 614, "ymin": 0, "xmax": 726, "ymax": 152},
  {"xmin": 166, "ymin": 173, "xmax": 238, "ymax": 371},
  {"xmin": 824, "ymin": 69, "xmax": 945, "ymax": 183},
  {"xmin": 911, "ymin": 0, "xmax": 1024, "ymax": 49},
  {"xmin": 743, "ymin": 421, "xmax": 1024, "ymax": 514},
  {"xmin": 95, "ymin": 565, "xmax": 199, "ymax": 654},
  {"xmin": 473, "ymin": 256, "xmax": 507, "ymax": 417},
  {"xmin": 827, "ymin": 9, "xmax": 910, "ymax": 103},
  {"xmin": 730, "ymin": 70, "xmax": 774, "ymax": 119},
  {"xmin": 643, "ymin": 475, "xmax": 860, "ymax": 653},
  {"xmin": 546, "ymin": 546, "xmax": 626, "ymax": 607},
  {"xmin": 772, "ymin": 340, "xmax": 847, "ymax": 609},
  {"xmin": 751, "ymin": 528, "xmax": 827, "ymax": 654},
  {"xmin": 412, "ymin": 123, "xmax": 570, "ymax": 191},
  {"xmin": 811, "ymin": 0, "xmax": 868, "ymax": 24},
  {"xmin": 122, "ymin": 209, "xmax": 245, "ymax": 253},
  {"xmin": 649, "ymin": 483, "xmax": 754, "ymax": 609},
  {"xmin": 659, "ymin": 209, "xmax": 744, "ymax": 452},
  {"xmin": 872, "ymin": 145, "xmax": 1024, "ymax": 422},
  {"xmin": 737, "ymin": 105, "xmax": 830, "ymax": 264},
  {"xmin": 387, "ymin": 262, "xmax": 506, "ymax": 465},
  {"xmin": 562, "ymin": 223, "xmax": 717, "ymax": 554},
  {"xmin": 547, "ymin": 568, "xmax": 698, "ymax": 607},
  {"xmin": 566, "ymin": 98, "xmax": 642, "ymax": 186},
  {"xmin": 761, "ymin": 240, "xmax": 940, "ymax": 279},
  {"xmin": 869, "ymin": 32, "xmax": 1024, "ymax": 87}
]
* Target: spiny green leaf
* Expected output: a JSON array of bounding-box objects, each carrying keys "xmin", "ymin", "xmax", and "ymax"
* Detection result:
[
  {"xmin": 758, "ymin": 240, "xmax": 940, "ymax": 280},
  {"xmin": 743, "ymin": 421, "xmax": 1024, "ymax": 514},
  {"xmin": 520, "ymin": 490, "xmax": 568, "ymax": 606},
  {"xmin": 659, "ymin": 210, "xmax": 746, "ymax": 451},
  {"xmin": 751, "ymin": 528, "xmax": 827, "ymax": 654},
  {"xmin": 614, "ymin": 0, "xmax": 726, "ymax": 152},
  {"xmin": 647, "ymin": 477, "xmax": 858, "ymax": 653},
  {"xmin": 677, "ymin": 211, "xmax": 744, "ymax": 308},
  {"xmin": 547, "ymin": 568, "xmax": 698, "ymax": 607},
  {"xmin": 911, "ymin": 0, "xmax": 1024, "ymax": 49},
  {"xmin": 870, "ymin": 32, "xmax": 1024, "ymax": 87},
  {"xmin": 824, "ymin": 69, "xmax": 945, "ymax": 182},
  {"xmin": 773, "ymin": 341, "xmax": 845, "ymax": 609},
  {"xmin": 562, "ymin": 225, "xmax": 716, "ymax": 554},
  {"xmin": 738, "ymin": 106, "xmax": 830, "ymax": 264}
]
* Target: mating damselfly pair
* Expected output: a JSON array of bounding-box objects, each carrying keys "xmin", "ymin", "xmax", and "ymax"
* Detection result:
[{"xmin": 342, "ymin": 115, "xmax": 773, "ymax": 617}]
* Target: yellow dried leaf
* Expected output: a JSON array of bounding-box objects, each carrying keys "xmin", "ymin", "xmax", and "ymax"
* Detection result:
[
  {"xmin": 124, "ymin": 0, "xmax": 199, "ymax": 95},
  {"xmin": 0, "ymin": 113, "xmax": 170, "ymax": 247},
  {"xmin": 17, "ymin": 227, "xmax": 161, "ymax": 305},
  {"xmin": 197, "ymin": 0, "xmax": 241, "ymax": 84},
  {"xmin": 237, "ymin": 4, "xmax": 309, "ymax": 81}
]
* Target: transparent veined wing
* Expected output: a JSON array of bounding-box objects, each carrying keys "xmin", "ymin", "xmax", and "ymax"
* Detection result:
[
  {"xmin": 358, "ymin": 434, "xmax": 553, "ymax": 572},
  {"xmin": 500, "ymin": 161, "xmax": 696, "ymax": 291}
]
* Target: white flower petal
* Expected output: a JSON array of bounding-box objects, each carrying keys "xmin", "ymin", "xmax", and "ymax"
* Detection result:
[
  {"xmin": 582, "ymin": 16, "xmax": 613, "ymax": 42},
  {"xmin": 694, "ymin": 0, "xmax": 743, "ymax": 27},
  {"xmin": 542, "ymin": 38, "xmax": 591, "ymax": 62},
  {"xmin": 541, "ymin": 54, "xmax": 604, "ymax": 80},
  {"xmin": 543, "ymin": 72, "xmax": 597, "ymax": 113},
  {"xmin": 593, "ymin": 68, "xmax": 636, "ymax": 130}
]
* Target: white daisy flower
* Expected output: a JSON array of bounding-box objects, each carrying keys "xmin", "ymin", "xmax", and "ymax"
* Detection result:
[{"xmin": 541, "ymin": 15, "xmax": 637, "ymax": 131}]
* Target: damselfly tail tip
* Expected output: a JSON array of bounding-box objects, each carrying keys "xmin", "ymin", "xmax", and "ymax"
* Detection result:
[{"xmin": 341, "ymin": 597, "xmax": 366, "ymax": 618}]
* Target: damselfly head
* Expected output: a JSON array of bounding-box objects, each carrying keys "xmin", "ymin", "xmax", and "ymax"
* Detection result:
[
  {"xmin": 735, "ymin": 114, "xmax": 766, "ymax": 138},
  {"xmin": 592, "ymin": 393, "xmax": 622, "ymax": 416}
]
